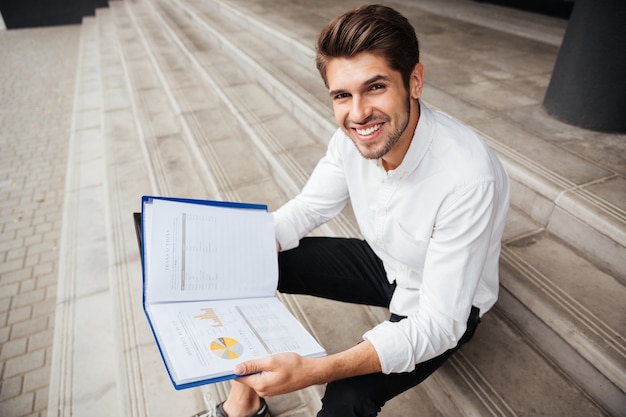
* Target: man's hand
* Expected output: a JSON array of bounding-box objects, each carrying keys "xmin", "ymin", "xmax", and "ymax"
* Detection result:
[
  {"xmin": 234, "ymin": 353, "xmax": 319, "ymax": 397},
  {"xmin": 233, "ymin": 341, "xmax": 382, "ymax": 397}
]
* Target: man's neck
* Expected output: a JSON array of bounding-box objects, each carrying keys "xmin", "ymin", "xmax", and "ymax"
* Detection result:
[{"xmin": 381, "ymin": 100, "xmax": 421, "ymax": 172}]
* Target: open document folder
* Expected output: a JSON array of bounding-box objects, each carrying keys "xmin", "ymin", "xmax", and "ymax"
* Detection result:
[{"xmin": 136, "ymin": 196, "xmax": 326, "ymax": 390}]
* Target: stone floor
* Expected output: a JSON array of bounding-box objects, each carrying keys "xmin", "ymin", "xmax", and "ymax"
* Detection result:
[{"xmin": 0, "ymin": 24, "xmax": 80, "ymax": 417}]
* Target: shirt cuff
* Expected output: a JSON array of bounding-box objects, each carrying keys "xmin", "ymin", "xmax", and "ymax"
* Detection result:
[
  {"xmin": 363, "ymin": 321, "xmax": 416, "ymax": 374},
  {"xmin": 272, "ymin": 212, "xmax": 300, "ymax": 251}
]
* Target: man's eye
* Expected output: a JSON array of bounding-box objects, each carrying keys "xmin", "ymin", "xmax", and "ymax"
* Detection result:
[
  {"xmin": 370, "ymin": 84, "xmax": 385, "ymax": 91},
  {"xmin": 334, "ymin": 93, "xmax": 350, "ymax": 100}
]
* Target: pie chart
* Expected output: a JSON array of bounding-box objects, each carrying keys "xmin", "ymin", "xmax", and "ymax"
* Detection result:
[{"xmin": 210, "ymin": 337, "xmax": 244, "ymax": 359}]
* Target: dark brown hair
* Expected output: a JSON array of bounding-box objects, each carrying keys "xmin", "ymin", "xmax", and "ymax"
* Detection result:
[{"xmin": 316, "ymin": 4, "xmax": 420, "ymax": 88}]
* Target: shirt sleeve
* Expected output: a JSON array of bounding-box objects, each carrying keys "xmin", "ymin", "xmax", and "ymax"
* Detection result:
[
  {"xmin": 273, "ymin": 132, "xmax": 350, "ymax": 251},
  {"xmin": 363, "ymin": 180, "xmax": 499, "ymax": 374}
]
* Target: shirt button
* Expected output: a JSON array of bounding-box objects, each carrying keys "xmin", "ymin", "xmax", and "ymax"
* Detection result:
[{"xmin": 377, "ymin": 208, "xmax": 386, "ymax": 216}]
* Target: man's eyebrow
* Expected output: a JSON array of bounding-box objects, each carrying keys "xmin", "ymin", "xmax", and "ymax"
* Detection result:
[
  {"xmin": 328, "ymin": 74, "xmax": 392, "ymax": 97},
  {"xmin": 364, "ymin": 74, "xmax": 392, "ymax": 85},
  {"xmin": 328, "ymin": 88, "xmax": 346, "ymax": 98}
]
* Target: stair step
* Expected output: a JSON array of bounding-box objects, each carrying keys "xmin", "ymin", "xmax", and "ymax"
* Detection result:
[
  {"xmin": 173, "ymin": 0, "xmax": 335, "ymax": 141},
  {"xmin": 454, "ymin": 308, "xmax": 607, "ymax": 417},
  {"xmin": 118, "ymin": 1, "xmax": 281, "ymax": 202},
  {"xmin": 500, "ymin": 232, "xmax": 626, "ymax": 415},
  {"xmin": 110, "ymin": 1, "xmax": 219, "ymax": 199},
  {"xmin": 47, "ymin": 13, "xmax": 130, "ymax": 417}
]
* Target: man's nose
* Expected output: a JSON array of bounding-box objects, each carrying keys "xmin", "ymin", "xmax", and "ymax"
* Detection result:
[{"xmin": 350, "ymin": 96, "xmax": 372, "ymax": 124}]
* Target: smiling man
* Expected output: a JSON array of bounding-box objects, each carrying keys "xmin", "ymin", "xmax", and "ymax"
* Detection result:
[{"xmin": 206, "ymin": 5, "xmax": 510, "ymax": 417}]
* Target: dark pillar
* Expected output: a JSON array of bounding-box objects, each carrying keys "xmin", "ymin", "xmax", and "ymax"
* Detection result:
[
  {"xmin": 0, "ymin": 0, "xmax": 108, "ymax": 29},
  {"xmin": 543, "ymin": 0, "xmax": 626, "ymax": 133}
]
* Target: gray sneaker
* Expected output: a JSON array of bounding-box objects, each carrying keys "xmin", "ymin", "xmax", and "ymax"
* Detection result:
[{"xmin": 192, "ymin": 398, "xmax": 271, "ymax": 417}]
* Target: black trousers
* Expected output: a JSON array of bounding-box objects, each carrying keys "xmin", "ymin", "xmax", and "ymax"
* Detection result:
[{"xmin": 278, "ymin": 237, "xmax": 480, "ymax": 417}]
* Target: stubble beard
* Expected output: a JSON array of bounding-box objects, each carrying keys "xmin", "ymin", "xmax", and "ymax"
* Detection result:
[{"xmin": 348, "ymin": 96, "xmax": 411, "ymax": 161}]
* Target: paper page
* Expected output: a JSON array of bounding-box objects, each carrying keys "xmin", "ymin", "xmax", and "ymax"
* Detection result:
[
  {"xmin": 144, "ymin": 198, "xmax": 278, "ymax": 302},
  {"xmin": 147, "ymin": 297, "xmax": 326, "ymax": 386}
]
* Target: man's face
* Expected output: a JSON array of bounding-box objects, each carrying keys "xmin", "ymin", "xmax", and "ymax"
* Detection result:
[{"xmin": 326, "ymin": 53, "xmax": 423, "ymax": 169}]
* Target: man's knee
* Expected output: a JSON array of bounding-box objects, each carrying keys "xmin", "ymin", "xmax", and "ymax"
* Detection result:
[{"xmin": 317, "ymin": 378, "xmax": 382, "ymax": 417}]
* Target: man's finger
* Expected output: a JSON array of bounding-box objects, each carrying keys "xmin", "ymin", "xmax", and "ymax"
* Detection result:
[{"xmin": 235, "ymin": 360, "xmax": 258, "ymax": 376}]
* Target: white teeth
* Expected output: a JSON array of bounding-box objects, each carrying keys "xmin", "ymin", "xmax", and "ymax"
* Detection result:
[{"xmin": 356, "ymin": 123, "xmax": 382, "ymax": 136}]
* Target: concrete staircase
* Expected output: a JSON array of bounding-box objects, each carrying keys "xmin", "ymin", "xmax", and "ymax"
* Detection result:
[{"xmin": 48, "ymin": 0, "xmax": 626, "ymax": 416}]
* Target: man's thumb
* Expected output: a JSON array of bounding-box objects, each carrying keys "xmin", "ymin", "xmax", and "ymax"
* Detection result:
[{"xmin": 235, "ymin": 361, "xmax": 255, "ymax": 376}]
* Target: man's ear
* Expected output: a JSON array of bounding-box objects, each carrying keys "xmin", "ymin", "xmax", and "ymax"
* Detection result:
[{"xmin": 409, "ymin": 63, "xmax": 425, "ymax": 100}]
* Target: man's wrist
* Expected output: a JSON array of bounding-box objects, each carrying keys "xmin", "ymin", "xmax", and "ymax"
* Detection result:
[{"xmin": 314, "ymin": 341, "xmax": 382, "ymax": 384}]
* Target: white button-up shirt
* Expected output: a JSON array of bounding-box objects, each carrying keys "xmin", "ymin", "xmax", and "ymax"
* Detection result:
[{"xmin": 273, "ymin": 102, "xmax": 510, "ymax": 374}]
